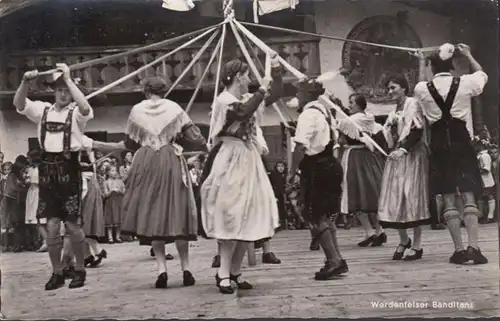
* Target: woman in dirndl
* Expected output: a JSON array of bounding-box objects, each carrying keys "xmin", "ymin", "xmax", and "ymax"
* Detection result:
[
  {"xmin": 92, "ymin": 77, "xmax": 207, "ymax": 288},
  {"xmin": 79, "ymin": 140, "xmax": 107, "ymax": 267},
  {"xmin": 337, "ymin": 94, "xmax": 388, "ymax": 247},
  {"xmin": 377, "ymin": 75, "xmax": 431, "ymax": 261},
  {"xmin": 200, "ymin": 53, "xmax": 282, "ymax": 294}
]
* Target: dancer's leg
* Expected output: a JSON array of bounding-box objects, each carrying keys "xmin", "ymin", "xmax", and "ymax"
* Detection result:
[
  {"xmin": 65, "ymin": 221, "xmax": 86, "ymax": 273},
  {"xmin": 358, "ymin": 212, "xmax": 374, "ymax": 238},
  {"xmin": 175, "ymin": 240, "xmax": 190, "ymax": 272},
  {"xmin": 396, "ymin": 229, "xmax": 410, "ymax": 253},
  {"xmin": 442, "ymin": 193, "xmax": 464, "ymax": 251},
  {"xmin": 46, "ymin": 218, "xmax": 63, "ymax": 274},
  {"xmin": 230, "ymin": 241, "xmax": 248, "ymax": 279},
  {"xmin": 217, "ymin": 240, "xmax": 236, "ymax": 287},
  {"xmin": 462, "ymin": 192, "xmax": 480, "ymax": 249},
  {"xmin": 86, "ymin": 238, "xmax": 103, "ymax": 255},
  {"xmin": 412, "ymin": 227, "xmax": 422, "ymax": 250},
  {"xmin": 152, "ymin": 240, "xmax": 168, "ymax": 275}
]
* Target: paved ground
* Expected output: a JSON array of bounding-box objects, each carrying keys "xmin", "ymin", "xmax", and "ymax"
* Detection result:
[{"xmin": 1, "ymin": 225, "xmax": 499, "ymax": 319}]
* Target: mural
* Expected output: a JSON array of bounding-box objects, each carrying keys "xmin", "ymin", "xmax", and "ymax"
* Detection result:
[{"xmin": 341, "ymin": 14, "xmax": 422, "ymax": 104}]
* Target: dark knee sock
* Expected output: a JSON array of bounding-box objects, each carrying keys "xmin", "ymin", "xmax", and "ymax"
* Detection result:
[
  {"xmin": 69, "ymin": 228, "xmax": 86, "ymax": 271},
  {"xmin": 329, "ymin": 225, "xmax": 343, "ymax": 260},
  {"xmin": 46, "ymin": 235, "xmax": 63, "ymax": 274},
  {"xmin": 317, "ymin": 229, "xmax": 340, "ymax": 265}
]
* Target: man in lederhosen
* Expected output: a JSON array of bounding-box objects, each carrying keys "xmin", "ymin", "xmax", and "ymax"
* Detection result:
[
  {"xmin": 13, "ymin": 63, "xmax": 93, "ymax": 290},
  {"xmin": 286, "ymin": 76, "xmax": 347, "ymax": 280},
  {"xmin": 414, "ymin": 43, "xmax": 488, "ymax": 265}
]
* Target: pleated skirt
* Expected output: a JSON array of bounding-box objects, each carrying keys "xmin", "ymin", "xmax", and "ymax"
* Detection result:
[
  {"xmin": 81, "ymin": 176, "xmax": 106, "ymax": 239},
  {"xmin": 340, "ymin": 146, "xmax": 385, "ymax": 214},
  {"xmin": 121, "ymin": 145, "xmax": 198, "ymax": 243}
]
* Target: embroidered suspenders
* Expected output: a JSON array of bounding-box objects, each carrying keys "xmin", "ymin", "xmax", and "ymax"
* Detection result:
[{"xmin": 40, "ymin": 105, "xmax": 75, "ymax": 159}]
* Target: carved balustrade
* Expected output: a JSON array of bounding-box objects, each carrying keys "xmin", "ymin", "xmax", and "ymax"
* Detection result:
[{"xmin": 0, "ymin": 35, "xmax": 320, "ymax": 96}]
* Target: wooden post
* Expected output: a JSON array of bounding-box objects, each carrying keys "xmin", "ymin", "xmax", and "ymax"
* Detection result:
[{"xmin": 247, "ymin": 242, "xmax": 256, "ymax": 266}]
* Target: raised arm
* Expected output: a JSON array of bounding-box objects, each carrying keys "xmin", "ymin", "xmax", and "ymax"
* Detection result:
[
  {"xmin": 226, "ymin": 77, "xmax": 272, "ymax": 122},
  {"xmin": 13, "ymin": 71, "xmax": 37, "ymax": 112},
  {"xmin": 264, "ymin": 65, "xmax": 284, "ymax": 106},
  {"xmin": 57, "ymin": 64, "xmax": 92, "ymax": 116}
]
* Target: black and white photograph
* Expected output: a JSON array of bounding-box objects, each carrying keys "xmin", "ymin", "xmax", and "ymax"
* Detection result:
[{"xmin": 0, "ymin": 0, "xmax": 498, "ymax": 318}]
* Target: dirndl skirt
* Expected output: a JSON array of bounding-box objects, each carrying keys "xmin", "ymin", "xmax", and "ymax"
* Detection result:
[
  {"xmin": 200, "ymin": 137, "xmax": 280, "ymax": 241},
  {"xmin": 81, "ymin": 176, "xmax": 105, "ymax": 239},
  {"xmin": 121, "ymin": 145, "xmax": 198, "ymax": 243},
  {"xmin": 104, "ymin": 192, "xmax": 123, "ymax": 227},
  {"xmin": 378, "ymin": 142, "xmax": 431, "ymax": 229},
  {"xmin": 25, "ymin": 185, "xmax": 42, "ymax": 225},
  {"xmin": 0, "ymin": 196, "xmax": 18, "ymax": 230},
  {"xmin": 340, "ymin": 145, "xmax": 385, "ymax": 214}
]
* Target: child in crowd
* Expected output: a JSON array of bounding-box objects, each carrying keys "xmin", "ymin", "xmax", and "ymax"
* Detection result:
[{"xmin": 103, "ymin": 166, "xmax": 125, "ymax": 244}]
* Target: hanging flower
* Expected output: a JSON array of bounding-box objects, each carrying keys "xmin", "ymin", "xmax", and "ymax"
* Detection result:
[{"xmin": 439, "ymin": 43, "xmax": 455, "ymax": 61}]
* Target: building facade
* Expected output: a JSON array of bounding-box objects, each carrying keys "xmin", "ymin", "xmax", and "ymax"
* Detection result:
[{"xmin": 1, "ymin": 0, "xmax": 497, "ymax": 163}]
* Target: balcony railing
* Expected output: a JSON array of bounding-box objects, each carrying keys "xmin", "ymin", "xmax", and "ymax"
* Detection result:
[{"xmin": 0, "ymin": 35, "xmax": 320, "ymax": 96}]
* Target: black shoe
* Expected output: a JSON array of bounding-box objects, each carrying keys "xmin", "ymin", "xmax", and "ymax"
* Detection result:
[
  {"xmin": 84, "ymin": 255, "xmax": 95, "ymax": 267},
  {"xmin": 211, "ymin": 255, "xmax": 221, "ymax": 268},
  {"xmin": 262, "ymin": 252, "xmax": 281, "ymax": 264},
  {"xmin": 115, "ymin": 238, "xmax": 123, "ymax": 244},
  {"xmin": 230, "ymin": 274, "xmax": 253, "ymax": 290},
  {"xmin": 68, "ymin": 270, "xmax": 86, "ymax": 289},
  {"xmin": 449, "ymin": 250, "xmax": 469, "ymax": 264},
  {"xmin": 183, "ymin": 270, "xmax": 195, "ymax": 287},
  {"xmin": 108, "ymin": 239, "xmax": 114, "ymax": 244},
  {"xmin": 431, "ymin": 224, "xmax": 446, "ymax": 230},
  {"xmin": 155, "ymin": 272, "xmax": 168, "ymax": 288},
  {"xmin": 215, "ymin": 274, "xmax": 234, "ymax": 294},
  {"xmin": 393, "ymin": 239, "xmax": 412, "ymax": 260},
  {"xmin": 317, "ymin": 259, "xmax": 348, "ymax": 275},
  {"xmin": 358, "ymin": 235, "xmax": 376, "ymax": 247},
  {"xmin": 404, "ymin": 248, "xmax": 423, "ymax": 261},
  {"xmin": 62, "ymin": 266, "xmax": 75, "ymax": 279},
  {"xmin": 90, "ymin": 249, "xmax": 107, "ymax": 268},
  {"xmin": 309, "ymin": 238, "xmax": 320, "ymax": 251},
  {"xmin": 371, "ymin": 233, "xmax": 387, "ymax": 247},
  {"xmin": 45, "ymin": 273, "xmax": 65, "ymax": 290},
  {"xmin": 166, "ymin": 253, "xmax": 174, "ymax": 260},
  {"xmin": 314, "ymin": 261, "xmax": 344, "ymax": 280},
  {"xmin": 150, "ymin": 247, "xmax": 155, "ymax": 257},
  {"xmin": 466, "ymin": 246, "xmax": 488, "ymax": 264}
]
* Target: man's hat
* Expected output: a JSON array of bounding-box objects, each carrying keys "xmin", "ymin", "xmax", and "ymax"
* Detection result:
[
  {"xmin": 427, "ymin": 43, "xmax": 456, "ymax": 70},
  {"xmin": 292, "ymin": 77, "xmax": 325, "ymax": 93}
]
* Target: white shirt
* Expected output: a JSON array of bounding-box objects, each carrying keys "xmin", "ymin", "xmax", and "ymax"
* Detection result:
[
  {"xmin": 414, "ymin": 71, "xmax": 488, "ymax": 139},
  {"xmin": 293, "ymin": 102, "xmax": 333, "ymax": 156},
  {"xmin": 478, "ymin": 150, "xmax": 495, "ymax": 188},
  {"xmin": 17, "ymin": 100, "xmax": 94, "ymax": 153}
]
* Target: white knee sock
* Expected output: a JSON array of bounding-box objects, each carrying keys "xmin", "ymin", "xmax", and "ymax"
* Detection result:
[
  {"xmin": 218, "ymin": 240, "xmax": 236, "ymax": 287},
  {"xmin": 152, "ymin": 241, "xmax": 167, "ymax": 275},
  {"xmin": 358, "ymin": 213, "xmax": 373, "ymax": 238},
  {"xmin": 85, "ymin": 238, "xmax": 102, "ymax": 255},
  {"xmin": 175, "ymin": 240, "xmax": 190, "ymax": 272},
  {"xmin": 397, "ymin": 229, "xmax": 409, "ymax": 252},
  {"xmin": 230, "ymin": 241, "xmax": 248, "ymax": 277},
  {"xmin": 412, "ymin": 227, "xmax": 422, "ymax": 250},
  {"xmin": 487, "ymin": 200, "xmax": 495, "ymax": 219}
]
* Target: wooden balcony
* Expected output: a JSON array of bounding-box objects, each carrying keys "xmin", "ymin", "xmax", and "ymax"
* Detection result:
[{"xmin": 0, "ymin": 35, "xmax": 320, "ymax": 98}]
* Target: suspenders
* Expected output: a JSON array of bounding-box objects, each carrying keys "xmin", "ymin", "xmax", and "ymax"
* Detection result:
[
  {"xmin": 307, "ymin": 105, "xmax": 335, "ymax": 146},
  {"xmin": 40, "ymin": 105, "xmax": 75, "ymax": 159},
  {"xmin": 426, "ymin": 77, "xmax": 461, "ymax": 123}
]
